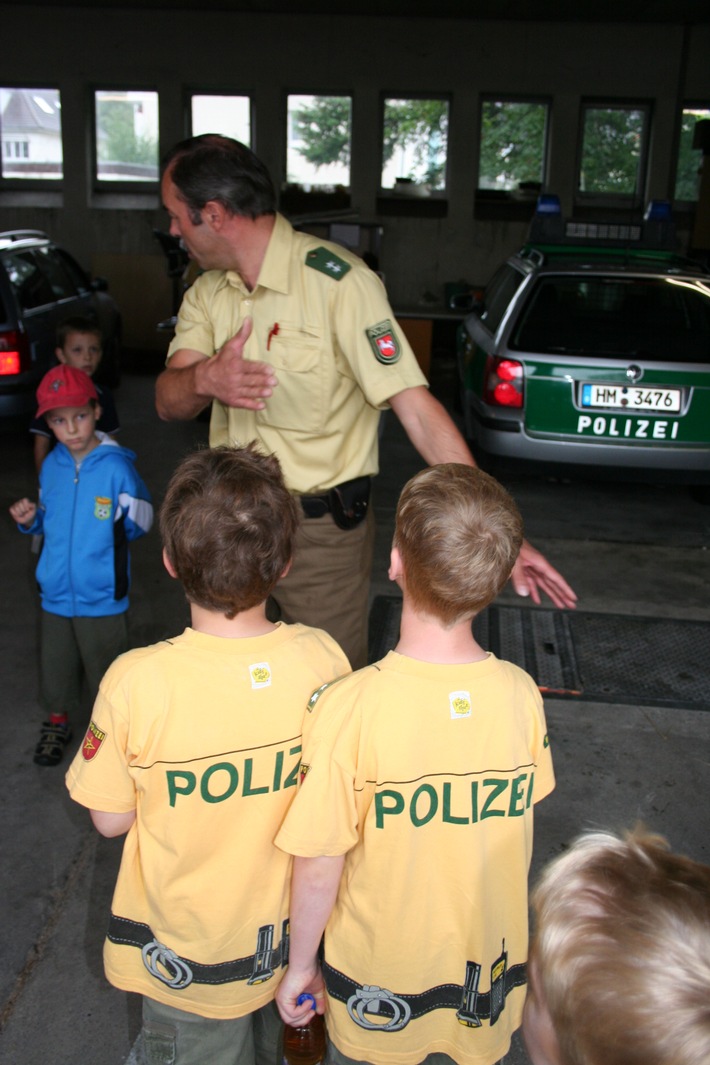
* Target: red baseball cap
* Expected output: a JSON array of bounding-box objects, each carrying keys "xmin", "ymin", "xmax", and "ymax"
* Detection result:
[{"xmin": 36, "ymin": 365, "xmax": 98, "ymax": 418}]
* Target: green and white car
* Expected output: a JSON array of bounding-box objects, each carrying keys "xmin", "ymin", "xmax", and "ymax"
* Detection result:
[{"xmin": 457, "ymin": 203, "xmax": 710, "ymax": 481}]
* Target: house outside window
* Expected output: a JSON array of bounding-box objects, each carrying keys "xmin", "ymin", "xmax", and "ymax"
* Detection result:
[{"xmin": 0, "ymin": 88, "xmax": 62, "ymax": 179}]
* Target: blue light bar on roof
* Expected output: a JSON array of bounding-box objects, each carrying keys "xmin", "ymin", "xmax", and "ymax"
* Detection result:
[
  {"xmin": 535, "ymin": 194, "xmax": 562, "ymax": 215},
  {"xmin": 644, "ymin": 199, "xmax": 672, "ymax": 221}
]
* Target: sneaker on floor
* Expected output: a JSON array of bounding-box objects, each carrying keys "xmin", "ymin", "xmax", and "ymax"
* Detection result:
[{"xmin": 33, "ymin": 722, "xmax": 73, "ymax": 766}]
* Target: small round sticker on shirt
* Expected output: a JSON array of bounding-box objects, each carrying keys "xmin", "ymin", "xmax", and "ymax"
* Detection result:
[
  {"xmin": 366, "ymin": 320, "xmax": 401, "ymax": 365},
  {"xmin": 449, "ymin": 691, "xmax": 472, "ymax": 719},
  {"xmin": 250, "ymin": 662, "xmax": 272, "ymax": 689}
]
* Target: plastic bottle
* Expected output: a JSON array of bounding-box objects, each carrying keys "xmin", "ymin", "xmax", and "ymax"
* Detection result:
[{"xmin": 282, "ymin": 993, "xmax": 327, "ymax": 1065}]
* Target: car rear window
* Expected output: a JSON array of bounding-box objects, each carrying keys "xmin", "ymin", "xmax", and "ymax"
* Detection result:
[
  {"xmin": 510, "ymin": 275, "xmax": 710, "ymax": 363},
  {"xmin": 480, "ymin": 263, "xmax": 526, "ymax": 335},
  {"xmin": 2, "ymin": 250, "xmax": 55, "ymax": 310}
]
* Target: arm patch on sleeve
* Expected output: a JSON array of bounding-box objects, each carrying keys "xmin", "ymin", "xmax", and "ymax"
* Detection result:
[
  {"xmin": 305, "ymin": 247, "xmax": 351, "ymax": 280},
  {"xmin": 366, "ymin": 320, "xmax": 402, "ymax": 364}
]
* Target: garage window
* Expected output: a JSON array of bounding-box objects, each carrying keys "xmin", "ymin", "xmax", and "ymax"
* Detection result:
[
  {"xmin": 576, "ymin": 101, "xmax": 651, "ymax": 203},
  {"xmin": 0, "ymin": 88, "xmax": 62, "ymax": 181},
  {"xmin": 381, "ymin": 96, "xmax": 450, "ymax": 195},
  {"xmin": 477, "ymin": 98, "xmax": 549, "ymax": 195},
  {"xmin": 94, "ymin": 89, "xmax": 159, "ymax": 184},
  {"xmin": 190, "ymin": 94, "xmax": 251, "ymax": 145},
  {"xmin": 674, "ymin": 105, "xmax": 710, "ymax": 203}
]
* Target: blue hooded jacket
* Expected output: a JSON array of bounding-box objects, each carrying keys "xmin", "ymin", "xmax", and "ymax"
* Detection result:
[{"xmin": 21, "ymin": 434, "xmax": 153, "ymax": 618}]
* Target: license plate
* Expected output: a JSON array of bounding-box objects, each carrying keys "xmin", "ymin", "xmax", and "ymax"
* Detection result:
[{"xmin": 580, "ymin": 383, "xmax": 681, "ymax": 413}]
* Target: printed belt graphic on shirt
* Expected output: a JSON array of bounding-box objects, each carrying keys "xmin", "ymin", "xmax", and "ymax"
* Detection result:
[
  {"xmin": 324, "ymin": 941, "xmax": 525, "ymax": 1032},
  {"xmin": 108, "ymin": 914, "xmax": 290, "ymax": 990}
]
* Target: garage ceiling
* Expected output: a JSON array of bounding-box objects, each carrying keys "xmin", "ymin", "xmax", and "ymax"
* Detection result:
[{"xmin": 22, "ymin": 0, "xmax": 710, "ymax": 19}]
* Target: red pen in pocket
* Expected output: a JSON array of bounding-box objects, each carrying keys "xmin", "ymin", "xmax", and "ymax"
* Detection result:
[{"xmin": 267, "ymin": 322, "xmax": 280, "ymax": 350}]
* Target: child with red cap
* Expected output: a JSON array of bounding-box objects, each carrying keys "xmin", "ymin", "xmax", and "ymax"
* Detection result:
[{"xmin": 10, "ymin": 364, "xmax": 153, "ymax": 766}]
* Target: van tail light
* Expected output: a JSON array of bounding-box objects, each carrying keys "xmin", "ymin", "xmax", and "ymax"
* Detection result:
[
  {"xmin": 483, "ymin": 355, "xmax": 524, "ymax": 408},
  {"xmin": 0, "ymin": 330, "xmax": 30, "ymax": 375}
]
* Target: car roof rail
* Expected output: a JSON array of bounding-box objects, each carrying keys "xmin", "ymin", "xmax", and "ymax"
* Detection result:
[{"xmin": 0, "ymin": 229, "xmax": 50, "ymax": 241}]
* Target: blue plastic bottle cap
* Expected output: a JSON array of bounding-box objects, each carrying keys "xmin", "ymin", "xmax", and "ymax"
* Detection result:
[{"xmin": 297, "ymin": 993, "xmax": 317, "ymax": 1010}]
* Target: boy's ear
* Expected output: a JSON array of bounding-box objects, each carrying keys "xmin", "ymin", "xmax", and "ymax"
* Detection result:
[
  {"xmin": 280, "ymin": 558, "xmax": 293, "ymax": 580},
  {"xmin": 162, "ymin": 547, "xmax": 178, "ymax": 579},
  {"xmin": 55, "ymin": 348, "xmax": 67, "ymax": 363},
  {"xmin": 388, "ymin": 545, "xmax": 404, "ymax": 583}
]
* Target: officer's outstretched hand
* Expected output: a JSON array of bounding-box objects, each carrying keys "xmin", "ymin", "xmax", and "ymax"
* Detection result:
[
  {"xmin": 201, "ymin": 317, "xmax": 278, "ymax": 410},
  {"xmin": 511, "ymin": 540, "xmax": 578, "ymax": 610}
]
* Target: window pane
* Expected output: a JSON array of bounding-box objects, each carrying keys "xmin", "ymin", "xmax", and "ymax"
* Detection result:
[
  {"xmin": 0, "ymin": 88, "xmax": 62, "ymax": 180},
  {"xmin": 578, "ymin": 106, "xmax": 646, "ymax": 196},
  {"xmin": 4, "ymin": 251, "xmax": 55, "ymax": 310},
  {"xmin": 478, "ymin": 100, "xmax": 547, "ymax": 192},
  {"xmin": 286, "ymin": 94, "xmax": 351, "ymax": 189},
  {"xmin": 191, "ymin": 94, "xmax": 251, "ymax": 145},
  {"xmin": 675, "ymin": 107, "xmax": 710, "ymax": 202},
  {"xmin": 95, "ymin": 90, "xmax": 159, "ymax": 183},
  {"xmin": 381, "ymin": 97, "xmax": 449, "ymax": 192}
]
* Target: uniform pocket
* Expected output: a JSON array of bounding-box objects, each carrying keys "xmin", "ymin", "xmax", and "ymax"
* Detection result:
[{"xmin": 259, "ymin": 322, "xmax": 325, "ymax": 433}]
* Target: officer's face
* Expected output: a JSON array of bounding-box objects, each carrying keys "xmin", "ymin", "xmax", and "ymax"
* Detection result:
[{"xmin": 162, "ymin": 172, "xmax": 219, "ymax": 268}]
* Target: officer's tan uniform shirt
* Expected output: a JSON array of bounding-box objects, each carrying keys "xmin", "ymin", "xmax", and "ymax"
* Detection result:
[{"xmin": 167, "ymin": 213, "xmax": 428, "ymax": 494}]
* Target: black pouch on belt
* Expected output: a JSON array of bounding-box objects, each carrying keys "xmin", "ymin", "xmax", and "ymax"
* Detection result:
[{"xmin": 328, "ymin": 476, "xmax": 371, "ymax": 530}]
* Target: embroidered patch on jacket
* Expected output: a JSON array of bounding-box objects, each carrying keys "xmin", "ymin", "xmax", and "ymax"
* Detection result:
[
  {"xmin": 305, "ymin": 247, "xmax": 351, "ymax": 280},
  {"xmin": 82, "ymin": 720, "xmax": 107, "ymax": 761},
  {"xmin": 94, "ymin": 496, "xmax": 112, "ymax": 520},
  {"xmin": 449, "ymin": 691, "xmax": 472, "ymax": 719},
  {"xmin": 366, "ymin": 320, "xmax": 401, "ymax": 364},
  {"xmin": 250, "ymin": 662, "xmax": 272, "ymax": 689}
]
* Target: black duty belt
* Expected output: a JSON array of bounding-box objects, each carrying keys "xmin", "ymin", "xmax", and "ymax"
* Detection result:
[
  {"xmin": 323, "ymin": 959, "xmax": 527, "ymax": 1032},
  {"xmin": 107, "ymin": 914, "xmax": 288, "ymax": 990},
  {"xmin": 299, "ymin": 476, "xmax": 371, "ymax": 530}
]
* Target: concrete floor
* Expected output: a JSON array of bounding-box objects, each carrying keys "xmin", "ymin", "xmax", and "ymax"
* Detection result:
[{"xmin": 1, "ymin": 363, "xmax": 709, "ymax": 1064}]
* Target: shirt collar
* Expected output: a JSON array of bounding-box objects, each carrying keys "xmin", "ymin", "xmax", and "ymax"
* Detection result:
[{"xmin": 224, "ymin": 213, "xmax": 292, "ymax": 296}]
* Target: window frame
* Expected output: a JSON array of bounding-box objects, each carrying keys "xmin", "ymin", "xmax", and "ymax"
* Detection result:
[
  {"xmin": 574, "ymin": 98, "xmax": 653, "ymax": 208},
  {"xmin": 187, "ymin": 90, "xmax": 253, "ymax": 146},
  {"xmin": 92, "ymin": 85, "xmax": 160, "ymax": 192},
  {"xmin": 475, "ymin": 94, "xmax": 551, "ymax": 199},
  {"xmin": 673, "ymin": 101, "xmax": 710, "ymax": 207},
  {"xmin": 280, "ymin": 90, "xmax": 353, "ymax": 214},
  {"xmin": 0, "ymin": 85, "xmax": 63, "ymax": 188}
]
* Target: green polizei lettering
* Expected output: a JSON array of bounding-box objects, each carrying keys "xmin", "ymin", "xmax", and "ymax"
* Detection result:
[
  {"xmin": 442, "ymin": 782, "xmax": 468, "ymax": 824},
  {"xmin": 481, "ymin": 778, "xmax": 508, "ymax": 819},
  {"xmin": 273, "ymin": 749, "xmax": 284, "ymax": 792},
  {"xmin": 283, "ymin": 744, "xmax": 302, "ymax": 789},
  {"xmin": 375, "ymin": 789, "xmax": 404, "ymax": 828},
  {"xmin": 200, "ymin": 762, "xmax": 239, "ymax": 804},
  {"xmin": 526, "ymin": 771, "xmax": 535, "ymax": 809},
  {"xmin": 471, "ymin": 780, "xmax": 479, "ymax": 823},
  {"xmin": 243, "ymin": 757, "xmax": 269, "ymax": 796},
  {"xmin": 508, "ymin": 773, "xmax": 527, "ymax": 817},
  {"xmin": 167, "ymin": 770, "xmax": 196, "ymax": 807},
  {"xmin": 410, "ymin": 783, "xmax": 438, "ymax": 827}
]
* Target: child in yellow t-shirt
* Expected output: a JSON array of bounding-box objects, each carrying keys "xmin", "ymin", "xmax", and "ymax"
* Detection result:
[
  {"xmin": 66, "ymin": 444, "xmax": 349, "ymax": 1065},
  {"xmin": 275, "ymin": 463, "xmax": 555, "ymax": 1065}
]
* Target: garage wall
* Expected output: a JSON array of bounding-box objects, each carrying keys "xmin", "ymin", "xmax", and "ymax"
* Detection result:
[{"xmin": 1, "ymin": 5, "xmax": 709, "ymax": 352}]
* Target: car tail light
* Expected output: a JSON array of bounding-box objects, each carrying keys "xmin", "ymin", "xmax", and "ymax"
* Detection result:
[
  {"xmin": 483, "ymin": 356, "xmax": 524, "ymax": 408},
  {"xmin": 0, "ymin": 329, "xmax": 30, "ymax": 375}
]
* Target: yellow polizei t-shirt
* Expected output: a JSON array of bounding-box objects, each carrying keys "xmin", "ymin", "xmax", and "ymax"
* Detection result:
[
  {"xmin": 276, "ymin": 650, "xmax": 555, "ymax": 1065},
  {"xmin": 66, "ymin": 623, "xmax": 350, "ymax": 1019}
]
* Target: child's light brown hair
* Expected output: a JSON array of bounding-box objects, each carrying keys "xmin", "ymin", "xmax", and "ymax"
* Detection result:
[
  {"xmin": 160, "ymin": 444, "xmax": 300, "ymax": 618},
  {"xmin": 393, "ymin": 463, "xmax": 523, "ymax": 625},
  {"xmin": 528, "ymin": 825, "xmax": 710, "ymax": 1065}
]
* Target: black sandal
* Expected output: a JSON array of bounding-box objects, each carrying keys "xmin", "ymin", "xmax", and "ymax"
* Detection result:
[{"xmin": 33, "ymin": 722, "xmax": 73, "ymax": 767}]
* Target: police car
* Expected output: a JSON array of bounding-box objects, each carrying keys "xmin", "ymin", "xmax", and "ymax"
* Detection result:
[{"xmin": 456, "ymin": 198, "xmax": 710, "ymax": 481}]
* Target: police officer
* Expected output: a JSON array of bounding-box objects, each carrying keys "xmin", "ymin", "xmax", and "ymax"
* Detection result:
[{"xmin": 156, "ymin": 136, "xmax": 576, "ymax": 667}]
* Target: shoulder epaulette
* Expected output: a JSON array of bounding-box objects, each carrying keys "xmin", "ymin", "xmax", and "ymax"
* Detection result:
[{"xmin": 305, "ymin": 247, "xmax": 351, "ymax": 280}]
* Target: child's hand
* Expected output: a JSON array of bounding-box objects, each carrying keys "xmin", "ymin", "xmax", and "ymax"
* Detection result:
[{"xmin": 10, "ymin": 498, "xmax": 37, "ymax": 527}]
